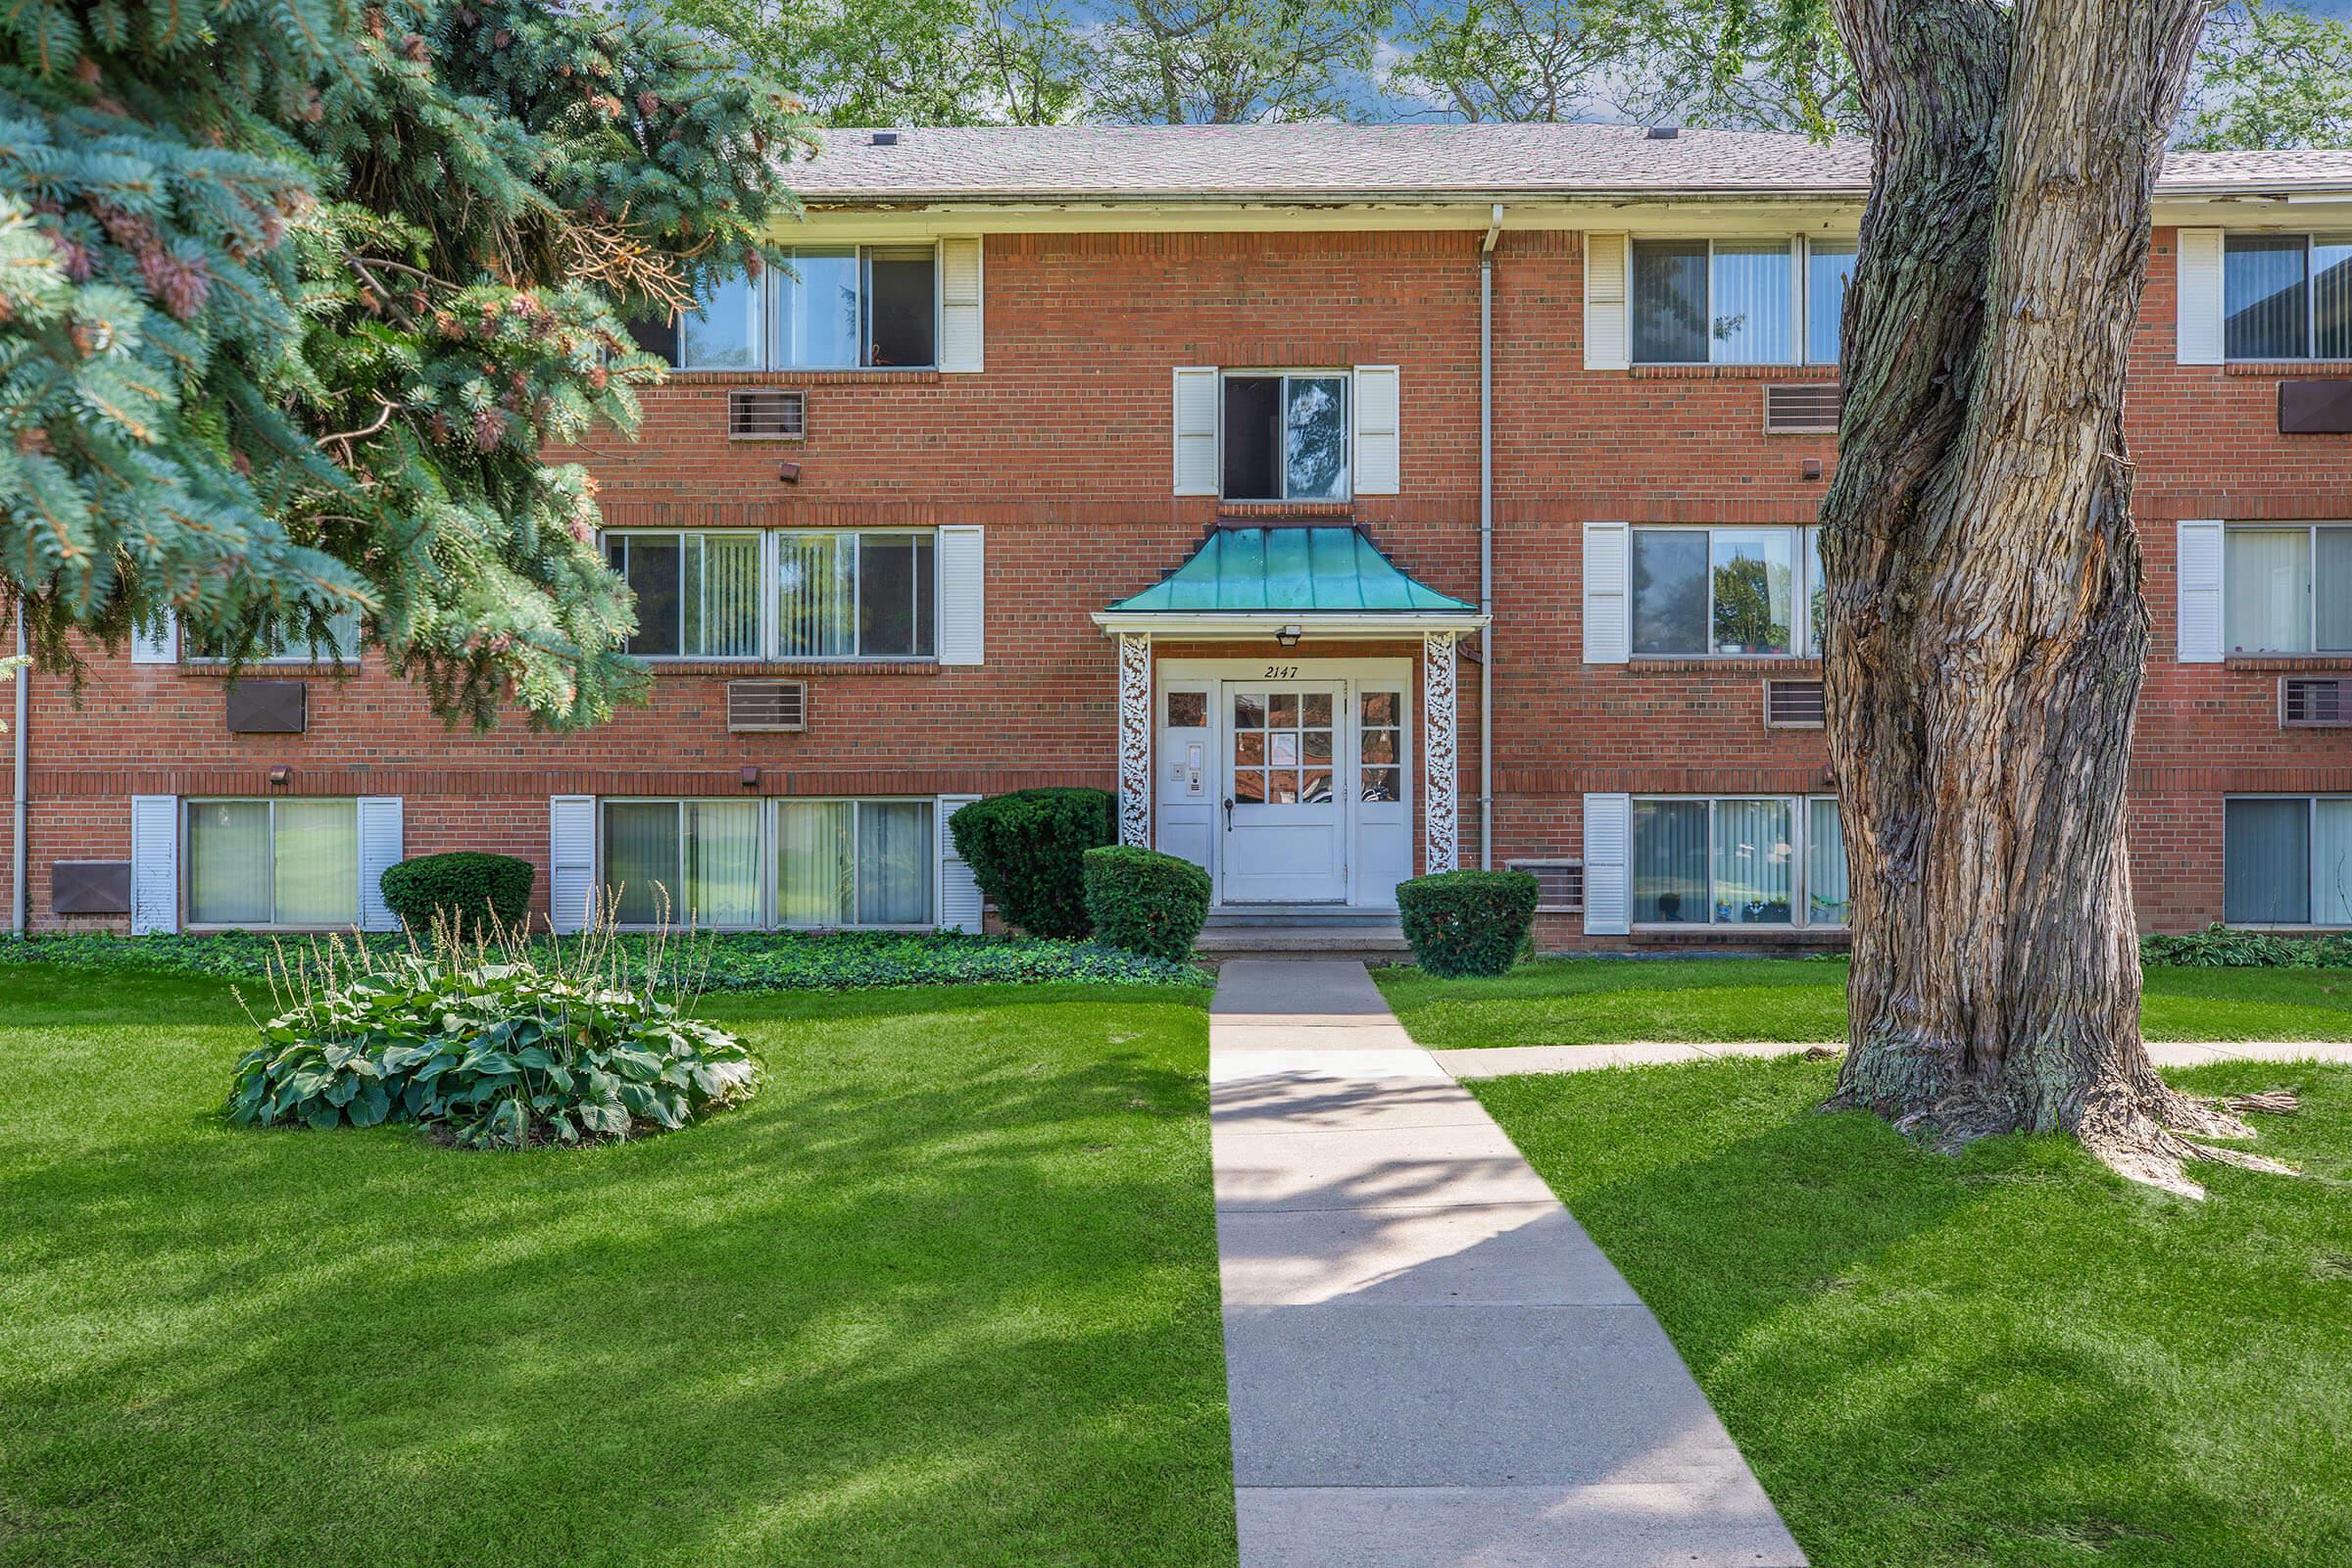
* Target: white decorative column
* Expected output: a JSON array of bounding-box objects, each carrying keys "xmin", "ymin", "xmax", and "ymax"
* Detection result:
[
  {"xmin": 1117, "ymin": 633, "xmax": 1152, "ymax": 848},
  {"xmin": 1423, "ymin": 631, "xmax": 1459, "ymax": 873}
]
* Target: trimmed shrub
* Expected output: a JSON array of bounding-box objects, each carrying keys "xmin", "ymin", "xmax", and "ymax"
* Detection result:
[
  {"xmin": 948, "ymin": 789, "xmax": 1116, "ymax": 939},
  {"xmin": 378, "ymin": 853, "xmax": 535, "ymax": 938},
  {"xmin": 2140, "ymin": 923, "xmax": 2352, "ymax": 968},
  {"xmin": 227, "ymin": 946, "xmax": 760, "ymax": 1149},
  {"xmin": 1083, "ymin": 846, "xmax": 1212, "ymax": 962},
  {"xmin": 1396, "ymin": 869, "xmax": 1541, "ymax": 978}
]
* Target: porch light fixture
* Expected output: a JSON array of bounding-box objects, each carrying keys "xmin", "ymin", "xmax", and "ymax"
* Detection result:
[
  {"xmin": 1274, "ymin": 624, "xmax": 1303, "ymax": 647},
  {"xmin": 267, "ymin": 765, "xmax": 291, "ymax": 788}
]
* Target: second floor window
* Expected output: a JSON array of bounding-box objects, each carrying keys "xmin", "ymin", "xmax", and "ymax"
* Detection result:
[
  {"xmin": 1223, "ymin": 372, "xmax": 1349, "ymax": 502},
  {"xmin": 606, "ymin": 531, "xmax": 763, "ymax": 660},
  {"xmin": 2225, "ymin": 233, "xmax": 2352, "ymax": 361},
  {"xmin": 777, "ymin": 531, "xmax": 936, "ymax": 660},
  {"xmin": 1631, "ymin": 525, "xmax": 1826, "ymax": 657},
  {"xmin": 1632, "ymin": 238, "xmax": 1855, "ymax": 366},
  {"xmin": 2223, "ymin": 523, "xmax": 2352, "ymax": 655},
  {"xmin": 602, "ymin": 528, "xmax": 939, "ymax": 662},
  {"xmin": 681, "ymin": 245, "xmax": 938, "ymax": 370}
]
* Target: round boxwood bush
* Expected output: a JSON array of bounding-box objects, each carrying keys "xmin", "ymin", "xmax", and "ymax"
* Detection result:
[
  {"xmin": 379, "ymin": 853, "xmax": 534, "ymax": 938},
  {"xmin": 947, "ymin": 789, "xmax": 1116, "ymax": 939},
  {"xmin": 1082, "ymin": 845, "xmax": 1212, "ymax": 961},
  {"xmin": 1396, "ymin": 869, "xmax": 1541, "ymax": 978}
]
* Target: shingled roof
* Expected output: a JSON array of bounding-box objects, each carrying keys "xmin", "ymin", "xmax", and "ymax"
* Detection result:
[{"xmin": 789, "ymin": 123, "xmax": 2352, "ymax": 204}]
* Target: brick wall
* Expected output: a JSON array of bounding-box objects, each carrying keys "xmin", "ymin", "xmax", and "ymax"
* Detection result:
[{"xmin": 5, "ymin": 224, "xmax": 2346, "ymax": 941}]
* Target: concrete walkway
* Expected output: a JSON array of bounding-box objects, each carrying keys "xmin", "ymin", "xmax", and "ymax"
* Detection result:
[
  {"xmin": 1209, "ymin": 959, "xmax": 1805, "ymax": 1568},
  {"xmin": 1434, "ymin": 1038, "xmax": 2352, "ymax": 1079}
]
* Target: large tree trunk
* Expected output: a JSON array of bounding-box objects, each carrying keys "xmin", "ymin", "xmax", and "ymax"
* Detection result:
[{"xmin": 1821, "ymin": 0, "xmax": 2290, "ymax": 1196}]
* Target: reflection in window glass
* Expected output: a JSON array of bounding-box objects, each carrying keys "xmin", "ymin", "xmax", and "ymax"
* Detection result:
[
  {"xmin": 1166, "ymin": 691, "xmax": 1207, "ymax": 727},
  {"xmin": 682, "ymin": 271, "xmax": 762, "ymax": 368},
  {"xmin": 1632, "ymin": 799, "xmax": 1708, "ymax": 923},
  {"xmin": 1710, "ymin": 530, "xmax": 1795, "ymax": 655},
  {"xmin": 1284, "ymin": 376, "xmax": 1348, "ymax": 500},
  {"xmin": 781, "ymin": 247, "xmax": 860, "ymax": 368},
  {"xmin": 1710, "ymin": 241, "xmax": 1792, "ymax": 364},
  {"xmin": 1712, "ymin": 799, "xmax": 1792, "ymax": 923},
  {"xmin": 1632, "ymin": 529, "xmax": 1709, "ymax": 655},
  {"xmin": 1807, "ymin": 799, "xmax": 1849, "ymax": 926},
  {"xmin": 1632, "ymin": 239, "xmax": 1708, "ymax": 364},
  {"xmin": 1806, "ymin": 241, "xmax": 1856, "ymax": 365},
  {"xmin": 2319, "ymin": 237, "xmax": 2352, "ymax": 361}
]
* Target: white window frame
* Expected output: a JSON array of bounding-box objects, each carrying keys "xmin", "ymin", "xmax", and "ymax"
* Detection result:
[
  {"xmin": 181, "ymin": 797, "xmax": 363, "ymax": 930},
  {"xmin": 1219, "ymin": 368, "xmax": 1354, "ymax": 504},
  {"xmin": 2221, "ymin": 521, "xmax": 2352, "ymax": 656},
  {"xmin": 1629, "ymin": 236, "xmax": 1852, "ymax": 368},
  {"xmin": 1630, "ymin": 793, "xmax": 1848, "ymax": 931},
  {"xmin": 596, "ymin": 797, "xmax": 940, "ymax": 931},
  {"xmin": 2223, "ymin": 793, "xmax": 2352, "ymax": 929},
  {"xmin": 183, "ymin": 610, "xmax": 364, "ymax": 666},
  {"xmin": 678, "ymin": 243, "xmax": 943, "ymax": 371},
  {"xmin": 1629, "ymin": 523, "xmax": 1825, "ymax": 659},
  {"xmin": 2222, "ymin": 232, "xmax": 2352, "ymax": 363},
  {"xmin": 597, "ymin": 527, "xmax": 943, "ymax": 664}
]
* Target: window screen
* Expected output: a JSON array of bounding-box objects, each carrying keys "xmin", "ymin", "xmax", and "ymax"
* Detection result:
[{"xmin": 865, "ymin": 249, "xmax": 937, "ymax": 367}]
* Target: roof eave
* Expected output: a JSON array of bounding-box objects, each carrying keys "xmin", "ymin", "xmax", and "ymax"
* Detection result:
[{"xmin": 1090, "ymin": 610, "xmax": 1490, "ymax": 636}]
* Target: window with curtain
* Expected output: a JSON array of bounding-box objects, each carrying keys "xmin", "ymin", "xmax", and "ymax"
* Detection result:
[
  {"xmin": 2226, "ymin": 797, "xmax": 2352, "ymax": 925},
  {"xmin": 604, "ymin": 799, "xmax": 933, "ymax": 928},
  {"xmin": 775, "ymin": 532, "xmax": 936, "ymax": 660},
  {"xmin": 776, "ymin": 801, "xmax": 856, "ymax": 926},
  {"xmin": 2224, "ymin": 234, "xmax": 2352, "ymax": 361},
  {"xmin": 186, "ymin": 799, "xmax": 358, "ymax": 927},
  {"xmin": 2223, "ymin": 524, "xmax": 2352, "ymax": 655},
  {"xmin": 188, "ymin": 607, "xmax": 365, "ymax": 663},
  {"xmin": 679, "ymin": 247, "xmax": 938, "ymax": 369},
  {"xmin": 1631, "ymin": 526, "xmax": 1815, "ymax": 657},
  {"xmin": 606, "ymin": 531, "xmax": 762, "ymax": 659},
  {"xmin": 1630, "ymin": 238, "xmax": 1849, "ymax": 366},
  {"xmin": 1629, "ymin": 796, "xmax": 1845, "ymax": 928}
]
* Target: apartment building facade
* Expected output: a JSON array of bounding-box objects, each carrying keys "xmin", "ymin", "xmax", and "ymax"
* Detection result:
[{"xmin": 9, "ymin": 124, "xmax": 2352, "ymax": 949}]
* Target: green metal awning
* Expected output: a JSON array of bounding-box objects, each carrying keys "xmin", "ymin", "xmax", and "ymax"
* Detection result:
[{"xmin": 1092, "ymin": 527, "xmax": 1486, "ymax": 635}]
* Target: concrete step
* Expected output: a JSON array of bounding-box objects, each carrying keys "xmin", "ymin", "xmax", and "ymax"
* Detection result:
[
  {"xmin": 1204, "ymin": 905, "xmax": 1402, "ymax": 929},
  {"xmin": 1197, "ymin": 921, "xmax": 1412, "ymax": 960}
]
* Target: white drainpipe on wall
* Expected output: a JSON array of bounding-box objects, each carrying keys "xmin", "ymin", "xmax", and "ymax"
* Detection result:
[
  {"xmin": 1479, "ymin": 204, "xmax": 1502, "ymax": 870},
  {"xmin": 11, "ymin": 605, "xmax": 25, "ymax": 935}
]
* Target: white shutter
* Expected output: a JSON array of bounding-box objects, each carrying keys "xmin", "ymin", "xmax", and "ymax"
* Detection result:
[
  {"xmin": 549, "ymin": 795, "xmax": 597, "ymax": 935},
  {"xmin": 937, "ymin": 795, "xmax": 984, "ymax": 931},
  {"xmin": 1584, "ymin": 232, "xmax": 1630, "ymax": 370},
  {"xmin": 356, "ymin": 797, "xmax": 404, "ymax": 931},
  {"xmin": 936, "ymin": 524, "xmax": 985, "ymax": 665},
  {"xmin": 1173, "ymin": 367, "xmax": 1219, "ymax": 496},
  {"xmin": 939, "ymin": 236, "xmax": 984, "ymax": 372},
  {"xmin": 1582, "ymin": 521, "xmax": 1631, "ymax": 663},
  {"xmin": 2176, "ymin": 227, "xmax": 2224, "ymax": 366},
  {"xmin": 2177, "ymin": 519, "xmax": 2226, "ymax": 662},
  {"xmin": 1583, "ymin": 793, "xmax": 1632, "ymax": 936},
  {"xmin": 1352, "ymin": 365, "xmax": 1400, "ymax": 495},
  {"xmin": 130, "ymin": 795, "xmax": 178, "ymax": 934},
  {"xmin": 129, "ymin": 611, "xmax": 178, "ymax": 664}
]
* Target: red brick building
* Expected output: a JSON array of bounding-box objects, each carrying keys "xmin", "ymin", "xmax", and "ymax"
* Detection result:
[{"xmin": 9, "ymin": 124, "xmax": 2350, "ymax": 949}]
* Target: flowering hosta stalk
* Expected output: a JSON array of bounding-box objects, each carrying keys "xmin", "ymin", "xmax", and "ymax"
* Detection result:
[{"xmin": 228, "ymin": 956, "xmax": 760, "ymax": 1150}]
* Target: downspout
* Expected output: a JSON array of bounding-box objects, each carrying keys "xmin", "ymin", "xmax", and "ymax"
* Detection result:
[
  {"xmin": 1479, "ymin": 204, "xmax": 1501, "ymax": 870},
  {"xmin": 11, "ymin": 605, "xmax": 25, "ymax": 935}
]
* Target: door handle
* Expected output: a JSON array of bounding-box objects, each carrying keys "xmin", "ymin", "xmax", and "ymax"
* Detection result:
[{"xmin": 1223, "ymin": 796, "xmax": 1234, "ymax": 829}]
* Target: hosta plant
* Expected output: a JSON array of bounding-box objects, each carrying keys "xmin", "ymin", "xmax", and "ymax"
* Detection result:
[{"xmin": 227, "ymin": 927, "xmax": 759, "ymax": 1149}]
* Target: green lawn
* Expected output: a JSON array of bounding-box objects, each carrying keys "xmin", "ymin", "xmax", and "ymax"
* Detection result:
[
  {"xmin": 1375, "ymin": 956, "xmax": 2352, "ymax": 1050},
  {"xmin": 1473, "ymin": 1055, "xmax": 2352, "ymax": 1568},
  {"xmin": 0, "ymin": 966, "xmax": 1236, "ymax": 1568}
]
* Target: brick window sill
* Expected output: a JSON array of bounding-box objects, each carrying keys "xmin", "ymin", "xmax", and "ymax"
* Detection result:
[
  {"xmin": 1629, "ymin": 365, "xmax": 1838, "ymax": 381},
  {"xmin": 1628, "ymin": 656, "xmax": 1822, "ymax": 673},
  {"xmin": 1630, "ymin": 925, "xmax": 1851, "ymax": 948},
  {"xmin": 642, "ymin": 660, "xmax": 942, "ymax": 677},
  {"xmin": 661, "ymin": 368, "xmax": 942, "ymax": 387},
  {"xmin": 2223, "ymin": 656, "xmax": 2352, "ymax": 672},
  {"xmin": 178, "ymin": 662, "xmax": 355, "ymax": 678},
  {"xmin": 1216, "ymin": 504, "xmax": 1357, "ymax": 520},
  {"xmin": 2223, "ymin": 362, "xmax": 2352, "ymax": 377}
]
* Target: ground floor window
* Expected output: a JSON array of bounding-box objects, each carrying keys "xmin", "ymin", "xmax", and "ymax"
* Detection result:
[
  {"xmin": 1632, "ymin": 795, "xmax": 1847, "ymax": 927},
  {"xmin": 601, "ymin": 798, "xmax": 934, "ymax": 928},
  {"xmin": 185, "ymin": 799, "xmax": 360, "ymax": 927},
  {"xmin": 2225, "ymin": 796, "xmax": 2352, "ymax": 925}
]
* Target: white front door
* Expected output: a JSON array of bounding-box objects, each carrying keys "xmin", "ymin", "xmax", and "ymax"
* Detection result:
[{"xmin": 1221, "ymin": 682, "xmax": 1348, "ymax": 903}]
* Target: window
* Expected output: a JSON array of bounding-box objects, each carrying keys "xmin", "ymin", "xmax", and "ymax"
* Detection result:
[
  {"xmin": 2225, "ymin": 797, "xmax": 2352, "ymax": 925},
  {"xmin": 679, "ymin": 246, "xmax": 938, "ymax": 369},
  {"xmin": 188, "ymin": 608, "xmax": 363, "ymax": 663},
  {"xmin": 1231, "ymin": 689, "xmax": 1336, "ymax": 805},
  {"xmin": 775, "ymin": 531, "xmax": 935, "ymax": 660},
  {"xmin": 1631, "ymin": 238, "xmax": 1851, "ymax": 366},
  {"xmin": 1222, "ymin": 372, "xmax": 1349, "ymax": 502},
  {"xmin": 2224, "ymin": 233, "xmax": 2352, "ymax": 361},
  {"xmin": 600, "ymin": 798, "xmax": 935, "ymax": 928},
  {"xmin": 2222, "ymin": 523, "xmax": 2352, "ymax": 655},
  {"xmin": 1631, "ymin": 525, "xmax": 1824, "ymax": 657},
  {"xmin": 606, "ymin": 531, "xmax": 763, "ymax": 660},
  {"xmin": 185, "ymin": 799, "xmax": 359, "ymax": 927},
  {"xmin": 1359, "ymin": 690, "xmax": 1402, "ymax": 804},
  {"xmin": 1630, "ymin": 796, "xmax": 1846, "ymax": 928}
]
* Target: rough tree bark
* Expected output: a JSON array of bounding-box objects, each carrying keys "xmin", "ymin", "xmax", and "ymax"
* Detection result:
[{"xmin": 1821, "ymin": 0, "xmax": 2293, "ymax": 1197}]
